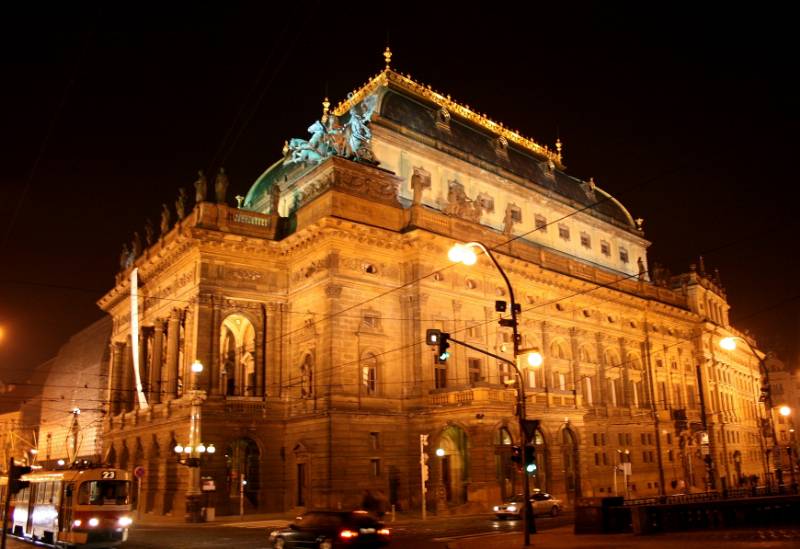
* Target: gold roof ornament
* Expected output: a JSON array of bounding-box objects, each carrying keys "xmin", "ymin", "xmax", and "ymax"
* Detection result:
[
  {"xmin": 555, "ymin": 138, "xmax": 563, "ymax": 162},
  {"xmin": 322, "ymin": 97, "xmax": 330, "ymax": 124},
  {"xmin": 383, "ymin": 46, "xmax": 392, "ymax": 69}
]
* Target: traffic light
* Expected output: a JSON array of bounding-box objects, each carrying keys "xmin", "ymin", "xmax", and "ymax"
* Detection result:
[
  {"xmin": 8, "ymin": 460, "xmax": 32, "ymax": 494},
  {"xmin": 524, "ymin": 445, "xmax": 537, "ymax": 474},
  {"xmin": 510, "ymin": 445, "xmax": 522, "ymax": 465},
  {"xmin": 426, "ymin": 329, "xmax": 451, "ymax": 362}
]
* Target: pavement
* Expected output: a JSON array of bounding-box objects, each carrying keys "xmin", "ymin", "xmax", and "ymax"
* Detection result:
[{"xmin": 444, "ymin": 525, "xmax": 800, "ymax": 549}]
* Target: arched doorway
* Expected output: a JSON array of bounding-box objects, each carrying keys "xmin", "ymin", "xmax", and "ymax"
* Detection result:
[
  {"xmin": 562, "ymin": 427, "xmax": 579, "ymax": 503},
  {"xmin": 226, "ymin": 438, "xmax": 260, "ymax": 511},
  {"xmin": 437, "ymin": 425, "xmax": 468, "ymax": 504},
  {"xmin": 220, "ymin": 314, "xmax": 256, "ymax": 396},
  {"xmin": 495, "ymin": 427, "xmax": 515, "ymax": 499}
]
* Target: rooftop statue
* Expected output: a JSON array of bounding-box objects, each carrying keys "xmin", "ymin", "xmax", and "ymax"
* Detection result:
[
  {"xmin": 284, "ymin": 94, "xmax": 379, "ymax": 166},
  {"xmin": 175, "ymin": 187, "xmax": 188, "ymax": 219},
  {"xmin": 194, "ymin": 170, "xmax": 208, "ymax": 203},
  {"xmin": 144, "ymin": 218, "xmax": 154, "ymax": 246},
  {"xmin": 160, "ymin": 203, "xmax": 171, "ymax": 236},
  {"xmin": 343, "ymin": 94, "xmax": 378, "ymax": 163},
  {"xmin": 215, "ymin": 168, "xmax": 229, "ymax": 204}
]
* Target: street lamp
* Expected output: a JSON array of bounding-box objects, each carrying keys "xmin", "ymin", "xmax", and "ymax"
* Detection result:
[
  {"xmin": 718, "ymin": 336, "xmax": 782, "ymax": 491},
  {"xmin": 449, "ymin": 241, "xmax": 539, "ymax": 545},
  {"xmin": 172, "ymin": 360, "xmax": 214, "ymax": 522}
]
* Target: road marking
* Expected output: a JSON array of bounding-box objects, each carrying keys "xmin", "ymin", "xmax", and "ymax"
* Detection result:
[
  {"xmin": 433, "ymin": 531, "xmax": 514, "ymax": 542},
  {"xmin": 222, "ymin": 519, "xmax": 291, "ymax": 528}
]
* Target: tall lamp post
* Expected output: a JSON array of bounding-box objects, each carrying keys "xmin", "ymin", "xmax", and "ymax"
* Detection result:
[
  {"xmin": 778, "ymin": 406, "xmax": 797, "ymax": 491},
  {"xmin": 449, "ymin": 241, "xmax": 541, "ymax": 546},
  {"xmin": 719, "ymin": 336, "xmax": 782, "ymax": 491},
  {"xmin": 173, "ymin": 360, "xmax": 215, "ymax": 522}
]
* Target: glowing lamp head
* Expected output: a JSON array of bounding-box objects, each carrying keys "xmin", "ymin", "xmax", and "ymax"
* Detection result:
[
  {"xmin": 779, "ymin": 406, "xmax": 791, "ymax": 417},
  {"xmin": 448, "ymin": 243, "xmax": 478, "ymax": 266},
  {"xmin": 183, "ymin": 446, "xmax": 192, "ymax": 454},
  {"xmin": 57, "ymin": 459, "xmax": 65, "ymax": 466},
  {"xmin": 207, "ymin": 444, "xmax": 216, "ymax": 454},
  {"xmin": 88, "ymin": 517, "xmax": 100, "ymax": 528},
  {"xmin": 719, "ymin": 337, "xmax": 737, "ymax": 351},
  {"xmin": 174, "ymin": 445, "xmax": 184, "ymax": 454},
  {"xmin": 191, "ymin": 360, "xmax": 204, "ymax": 374},
  {"xmin": 435, "ymin": 448, "xmax": 445, "ymax": 457},
  {"xmin": 197, "ymin": 444, "xmax": 206, "ymax": 453},
  {"xmin": 526, "ymin": 351, "xmax": 543, "ymax": 368}
]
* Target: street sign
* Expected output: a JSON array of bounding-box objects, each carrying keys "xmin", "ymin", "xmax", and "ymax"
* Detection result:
[{"xmin": 134, "ymin": 466, "xmax": 146, "ymax": 479}]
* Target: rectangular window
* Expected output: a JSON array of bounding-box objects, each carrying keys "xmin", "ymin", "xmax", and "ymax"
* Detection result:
[
  {"xmin": 435, "ymin": 361, "xmax": 447, "ymax": 389},
  {"xmin": 466, "ymin": 322, "xmax": 481, "ymax": 339},
  {"xmin": 647, "ymin": 434, "xmax": 653, "ymax": 445},
  {"xmin": 601, "ymin": 433, "xmax": 606, "ymax": 445},
  {"xmin": 509, "ymin": 206, "xmax": 522, "ymax": 222},
  {"xmin": 369, "ymin": 432, "xmax": 380, "ymax": 450},
  {"xmin": 468, "ymin": 357, "xmax": 483, "ymax": 384},
  {"xmin": 580, "ymin": 232, "xmax": 591, "ymax": 249},
  {"xmin": 535, "ymin": 214, "xmax": 547, "ymax": 232},
  {"xmin": 593, "ymin": 433, "xmax": 599, "ymax": 446},
  {"xmin": 618, "ymin": 433, "xmax": 625, "ymax": 445},
  {"xmin": 687, "ymin": 385, "xmax": 696, "ymax": 408},
  {"xmin": 558, "ymin": 225, "xmax": 570, "ymax": 241},
  {"xmin": 601, "ymin": 241, "xmax": 610, "ymax": 256},
  {"xmin": 626, "ymin": 433, "xmax": 632, "ymax": 445},
  {"xmin": 602, "ymin": 453, "xmax": 608, "ymax": 465},
  {"xmin": 641, "ymin": 433, "xmax": 647, "ymax": 445},
  {"xmin": 595, "ymin": 453, "xmax": 600, "ymax": 465},
  {"xmin": 673, "ymin": 385, "xmax": 683, "ymax": 407},
  {"xmin": 619, "ymin": 248, "xmax": 629, "ymax": 263},
  {"xmin": 371, "ymin": 459, "xmax": 381, "ymax": 477},
  {"xmin": 659, "ymin": 382, "xmax": 668, "ymax": 408},
  {"xmin": 557, "ymin": 372, "xmax": 566, "ymax": 391},
  {"xmin": 666, "ymin": 433, "xmax": 672, "ymax": 445},
  {"xmin": 584, "ymin": 377, "xmax": 594, "ymax": 405}
]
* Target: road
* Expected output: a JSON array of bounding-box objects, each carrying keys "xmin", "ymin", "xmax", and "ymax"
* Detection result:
[{"xmin": 3, "ymin": 513, "xmax": 570, "ymax": 549}]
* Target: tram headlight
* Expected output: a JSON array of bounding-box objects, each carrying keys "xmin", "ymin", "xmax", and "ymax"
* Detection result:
[
  {"xmin": 118, "ymin": 516, "xmax": 133, "ymax": 527},
  {"xmin": 73, "ymin": 519, "xmax": 82, "ymax": 527},
  {"xmin": 88, "ymin": 517, "xmax": 100, "ymax": 527}
]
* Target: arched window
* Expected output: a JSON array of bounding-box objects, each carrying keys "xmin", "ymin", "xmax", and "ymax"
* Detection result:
[
  {"xmin": 361, "ymin": 352, "xmax": 378, "ymax": 396},
  {"xmin": 220, "ymin": 314, "xmax": 257, "ymax": 396},
  {"xmin": 578, "ymin": 346, "xmax": 594, "ymax": 363},
  {"xmin": 550, "ymin": 341, "xmax": 568, "ymax": 360},
  {"xmin": 627, "ymin": 353, "xmax": 642, "ymax": 370}
]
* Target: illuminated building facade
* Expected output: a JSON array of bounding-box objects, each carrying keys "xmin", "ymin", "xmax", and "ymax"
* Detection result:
[{"xmin": 98, "ymin": 57, "xmax": 769, "ymax": 516}]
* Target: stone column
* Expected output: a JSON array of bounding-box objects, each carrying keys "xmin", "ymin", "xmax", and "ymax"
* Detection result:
[
  {"xmin": 595, "ymin": 333, "xmax": 607, "ymax": 405},
  {"xmin": 540, "ymin": 321, "xmax": 551, "ymax": 407},
  {"xmin": 110, "ymin": 341, "xmax": 125, "ymax": 416},
  {"xmin": 569, "ymin": 328, "xmax": 581, "ymax": 407},
  {"xmin": 150, "ymin": 321, "xmax": 164, "ymax": 404},
  {"xmin": 619, "ymin": 337, "xmax": 631, "ymax": 408},
  {"xmin": 165, "ymin": 309, "xmax": 181, "ymax": 398},
  {"xmin": 121, "ymin": 337, "xmax": 134, "ymax": 412}
]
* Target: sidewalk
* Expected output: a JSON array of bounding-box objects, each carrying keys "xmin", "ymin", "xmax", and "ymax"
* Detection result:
[{"xmin": 445, "ymin": 525, "xmax": 800, "ymax": 549}]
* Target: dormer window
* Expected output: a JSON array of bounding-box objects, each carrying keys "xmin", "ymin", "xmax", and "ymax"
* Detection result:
[
  {"xmin": 558, "ymin": 225, "xmax": 570, "ymax": 241},
  {"xmin": 619, "ymin": 248, "xmax": 629, "ymax": 263},
  {"xmin": 535, "ymin": 215, "xmax": 547, "ymax": 232},
  {"xmin": 436, "ymin": 107, "xmax": 451, "ymax": 131},
  {"xmin": 477, "ymin": 193, "xmax": 495, "ymax": 213},
  {"xmin": 580, "ymin": 232, "xmax": 591, "ymax": 249},
  {"xmin": 601, "ymin": 241, "xmax": 611, "ymax": 256}
]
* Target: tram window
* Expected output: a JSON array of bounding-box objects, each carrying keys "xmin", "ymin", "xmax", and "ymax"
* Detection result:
[{"xmin": 78, "ymin": 481, "xmax": 131, "ymax": 505}]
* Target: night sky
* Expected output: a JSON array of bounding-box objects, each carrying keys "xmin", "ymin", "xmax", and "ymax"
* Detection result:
[{"xmin": 1, "ymin": 4, "xmax": 798, "ymax": 392}]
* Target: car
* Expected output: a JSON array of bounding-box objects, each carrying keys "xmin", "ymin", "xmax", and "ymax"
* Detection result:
[
  {"xmin": 268, "ymin": 510, "xmax": 391, "ymax": 549},
  {"xmin": 493, "ymin": 492, "xmax": 562, "ymax": 519}
]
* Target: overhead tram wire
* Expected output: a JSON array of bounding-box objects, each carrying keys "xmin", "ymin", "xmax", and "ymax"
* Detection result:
[{"xmin": 211, "ymin": 0, "xmax": 321, "ymax": 172}]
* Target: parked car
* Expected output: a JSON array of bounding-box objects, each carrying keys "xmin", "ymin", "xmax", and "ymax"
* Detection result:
[
  {"xmin": 268, "ymin": 510, "xmax": 391, "ymax": 549},
  {"xmin": 493, "ymin": 492, "xmax": 562, "ymax": 519}
]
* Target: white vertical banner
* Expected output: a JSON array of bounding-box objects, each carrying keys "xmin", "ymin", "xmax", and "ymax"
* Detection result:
[{"xmin": 130, "ymin": 268, "xmax": 149, "ymax": 410}]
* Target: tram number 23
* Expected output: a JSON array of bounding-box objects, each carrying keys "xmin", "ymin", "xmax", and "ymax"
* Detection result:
[{"xmin": 101, "ymin": 471, "xmax": 117, "ymax": 479}]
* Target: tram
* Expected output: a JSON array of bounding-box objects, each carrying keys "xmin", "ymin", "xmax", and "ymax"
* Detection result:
[{"xmin": 1, "ymin": 464, "xmax": 133, "ymax": 548}]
